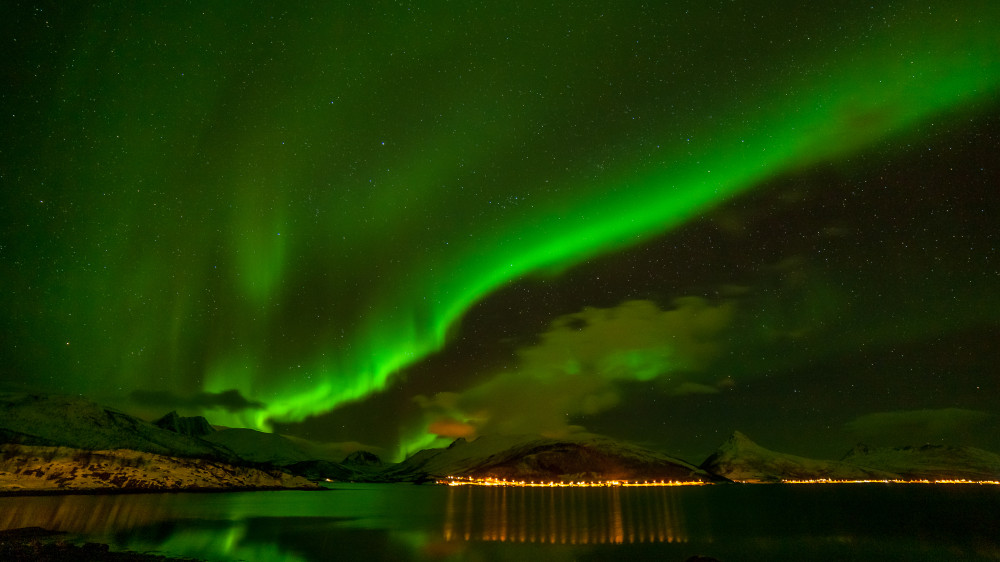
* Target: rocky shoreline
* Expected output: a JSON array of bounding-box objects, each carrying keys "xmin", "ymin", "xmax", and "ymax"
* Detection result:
[
  {"xmin": 0, "ymin": 484, "xmax": 325, "ymax": 498},
  {"xmin": 0, "ymin": 527, "xmax": 198, "ymax": 561}
]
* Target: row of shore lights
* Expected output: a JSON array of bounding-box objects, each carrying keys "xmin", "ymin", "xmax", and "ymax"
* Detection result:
[
  {"xmin": 439, "ymin": 476, "xmax": 1000, "ymax": 487},
  {"xmin": 439, "ymin": 476, "xmax": 706, "ymax": 487}
]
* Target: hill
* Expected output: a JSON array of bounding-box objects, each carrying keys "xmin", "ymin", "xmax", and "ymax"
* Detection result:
[
  {"xmin": 0, "ymin": 444, "xmax": 316, "ymax": 493},
  {"xmin": 841, "ymin": 443, "xmax": 1000, "ymax": 481},
  {"xmin": 380, "ymin": 434, "xmax": 721, "ymax": 483},
  {"xmin": 699, "ymin": 432, "xmax": 896, "ymax": 482},
  {"xmin": 0, "ymin": 394, "xmax": 322, "ymax": 493},
  {"xmin": 152, "ymin": 411, "xmax": 215, "ymax": 437},
  {"xmin": 0, "ymin": 393, "xmax": 236, "ymax": 462}
]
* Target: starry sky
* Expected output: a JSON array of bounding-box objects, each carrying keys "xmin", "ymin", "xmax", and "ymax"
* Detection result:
[{"xmin": 3, "ymin": 2, "xmax": 998, "ymax": 462}]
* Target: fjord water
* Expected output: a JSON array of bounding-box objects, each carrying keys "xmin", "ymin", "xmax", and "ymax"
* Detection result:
[{"xmin": 1, "ymin": 484, "xmax": 998, "ymax": 561}]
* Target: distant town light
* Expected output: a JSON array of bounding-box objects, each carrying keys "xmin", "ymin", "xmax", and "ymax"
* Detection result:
[{"xmin": 437, "ymin": 475, "xmax": 1000, "ymax": 487}]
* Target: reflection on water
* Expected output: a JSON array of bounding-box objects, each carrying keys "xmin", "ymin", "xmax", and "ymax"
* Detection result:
[
  {"xmin": 443, "ymin": 485, "xmax": 687, "ymax": 544},
  {"xmin": 0, "ymin": 493, "xmax": 174, "ymax": 535},
  {"xmin": 1, "ymin": 485, "xmax": 1000, "ymax": 561}
]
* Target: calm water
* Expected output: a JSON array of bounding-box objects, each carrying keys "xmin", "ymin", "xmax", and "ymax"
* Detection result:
[{"xmin": 1, "ymin": 484, "xmax": 998, "ymax": 561}]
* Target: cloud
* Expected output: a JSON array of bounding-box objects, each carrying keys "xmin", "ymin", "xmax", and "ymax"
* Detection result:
[
  {"xmin": 670, "ymin": 382, "xmax": 720, "ymax": 396},
  {"xmin": 426, "ymin": 417, "xmax": 477, "ymax": 440},
  {"xmin": 415, "ymin": 298, "xmax": 734, "ymax": 439},
  {"xmin": 843, "ymin": 408, "xmax": 992, "ymax": 443},
  {"xmin": 517, "ymin": 298, "xmax": 732, "ymax": 380},
  {"xmin": 130, "ymin": 389, "xmax": 265, "ymax": 413}
]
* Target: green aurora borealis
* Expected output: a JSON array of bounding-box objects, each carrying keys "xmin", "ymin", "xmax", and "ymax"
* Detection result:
[{"xmin": 4, "ymin": 2, "xmax": 999, "ymax": 460}]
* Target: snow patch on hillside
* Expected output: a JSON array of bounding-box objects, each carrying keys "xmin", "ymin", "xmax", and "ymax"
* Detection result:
[
  {"xmin": 700, "ymin": 432, "xmax": 897, "ymax": 482},
  {"xmin": 0, "ymin": 444, "xmax": 317, "ymax": 492},
  {"xmin": 381, "ymin": 433, "xmax": 718, "ymax": 483}
]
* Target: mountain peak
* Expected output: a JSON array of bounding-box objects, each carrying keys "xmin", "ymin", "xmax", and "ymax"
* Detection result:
[
  {"xmin": 0, "ymin": 393, "xmax": 234, "ymax": 461},
  {"xmin": 838, "ymin": 443, "xmax": 1000, "ymax": 480},
  {"xmin": 719, "ymin": 431, "xmax": 758, "ymax": 451},
  {"xmin": 380, "ymin": 433, "xmax": 718, "ymax": 483},
  {"xmin": 700, "ymin": 431, "xmax": 900, "ymax": 482},
  {"xmin": 842, "ymin": 443, "xmax": 872, "ymax": 459},
  {"xmin": 153, "ymin": 411, "xmax": 215, "ymax": 437},
  {"xmin": 342, "ymin": 450, "xmax": 382, "ymax": 467}
]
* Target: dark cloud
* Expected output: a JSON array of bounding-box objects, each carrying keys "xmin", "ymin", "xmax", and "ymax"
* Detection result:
[
  {"xmin": 130, "ymin": 389, "xmax": 265, "ymax": 413},
  {"xmin": 844, "ymin": 408, "xmax": 992, "ymax": 445},
  {"xmin": 415, "ymin": 298, "xmax": 735, "ymax": 440}
]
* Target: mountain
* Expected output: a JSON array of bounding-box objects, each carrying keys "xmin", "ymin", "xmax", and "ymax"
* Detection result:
[
  {"xmin": 0, "ymin": 393, "xmax": 237, "ymax": 462},
  {"xmin": 380, "ymin": 434, "xmax": 721, "ymax": 483},
  {"xmin": 841, "ymin": 443, "xmax": 1000, "ymax": 481},
  {"xmin": 700, "ymin": 432, "xmax": 1000, "ymax": 482},
  {"xmin": 202, "ymin": 428, "xmax": 346, "ymax": 466},
  {"xmin": 153, "ymin": 411, "xmax": 215, "ymax": 437},
  {"xmin": 284, "ymin": 460, "xmax": 356, "ymax": 481},
  {"xmin": 343, "ymin": 450, "xmax": 382, "ymax": 468},
  {"xmin": 0, "ymin": 394, "xmax": 323, "ymax": 493},
  {"xmin": 203, "ymin": 428, "xmax": 313, "ymax": 465},
  {"xmin": 0, "ymin": 443, "xmax": 316, "ymax": 492},
  {"xmin": 282, "ymin": 451, "xmax": 384, "ymax": 482},
  {"xmin": 700, "ymin": 432, "xmax": 897, "ymax": 483}
]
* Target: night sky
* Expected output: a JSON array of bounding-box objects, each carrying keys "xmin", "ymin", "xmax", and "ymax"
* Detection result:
[{"xmin": 3, "ymin": 2, "xmax": 998, "ymax": 462}]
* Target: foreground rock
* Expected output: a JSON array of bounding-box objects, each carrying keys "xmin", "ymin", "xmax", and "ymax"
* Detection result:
[
  {"xmin": 0, "ymin": 444, "xmax": 318, "ymax": 493},
  {"xmin": 381, "ymin": 434, "xmax": 721, "ymax": 483},
  {"xmin": 0, "ymin": 527, "xmax": 190, "ymax": 561}
]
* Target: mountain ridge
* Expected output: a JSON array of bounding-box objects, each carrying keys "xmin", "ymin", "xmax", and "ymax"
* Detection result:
[
  {"xmin": 0, "ymin": 394, "xmax": 321, "ymax": 492},
  {"xmin": 153, "ymin": 411, "xmax": 215, "ymax": 438},
  {"xmin": 0, "ymin": 393, "xmax": 238, "ymax": 462},
  {"xmin": 701, "ymin": 431, "xmax": 1000, "ymax": 482},
  {"xmin": 840, "ymin": 442, "xmax": 1000, "ymax": 480},
  {"xmin": 380, "ymin": 433, "xmax": 723, "ymax": 483},
  {"xmin": 2, "ymin": 393, "xmax": 997, "ymax": 488}
]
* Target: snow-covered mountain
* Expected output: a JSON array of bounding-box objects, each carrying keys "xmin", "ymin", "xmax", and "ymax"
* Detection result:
[
  {"xmin": 700, "ymin": 432, "xmax": 1000, "ymax": 482},
  {"xmin": 700, "ymin": 431, "xmax": 897, "ymax": 482},
  {"xmin": 380, "ymin": 434, "xmax": 721, "ymax": 483},
  {"xmin": 149, "ymin": 411, "xmax": 360, "ymax": 473},
  {"xmin": 6, "ymin": 393, "xmax": 995, "ymax": 490},
  {"xmin": 0, "ymin": 394, "xmax": 328, "ymax": 492},
  {"xmin": 343, "ymin": 450, "xmax": 382, "ymax": 468},
  {"xmin": 202, "ymin": 428, "xmax": 326, "ymax": 465},
  {"xmin": 0, "ymin": 443, "xmax": 316, "ymax": 492},
  {"xmin": 841, "ymin": 443, "xmax": 1000, "ymax": 481},
  {"xmin": 0, "ymin": 393, "xmax": 237, "ymax": 462},
  {"xmin": 153, "ymin": 410, "xmax": 214, "ymax": 437},
  {"xmin": 281, "ymin": 451, "xmax": 384, "ymax": 481},
  {"xmin": 284, "ymin": 460, "xmax": 356, "ymax": 481}
]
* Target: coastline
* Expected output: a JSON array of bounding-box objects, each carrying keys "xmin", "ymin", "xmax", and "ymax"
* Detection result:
[
  {"xmin": 0, "ymin": 484, "xmax": 325, "ymax": 498},
  {"xmin": 0, "ymin": 526, "xmax": 200, "ymax": 561}
]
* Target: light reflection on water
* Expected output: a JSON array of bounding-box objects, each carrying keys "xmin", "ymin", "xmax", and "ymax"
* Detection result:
[
  {"xmin": 1, "ymin": 485, "xmax": 999, "ymax": 561},
  {"xmin": 0, "ymin": 492, "xmax": 175, "ymax": 535},
  {"xmin": 443, "ymin": 485, "xmax": 688, "ymax": 544}
]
